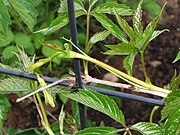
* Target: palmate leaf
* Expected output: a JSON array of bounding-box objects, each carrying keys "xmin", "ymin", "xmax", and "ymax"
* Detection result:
[
  {"xmin": 0, "ymin": 94, "xmax": 10, "ymax": 134},
  {"xmin": 92, "ymin": 2, "xmax": 133, "ymax": 16},
  {"xmin": 88, "ymin": 30, "xmax": 110, "ymax": 52},
  {"xmin": 0, "ymin": 0, "xmax": 11, "ymax": 39},
  {"xmin": 114, "ymin": 9, "xmax": 135, "ymax": 40},
  {"xmin": 131, "ymin": 122, "xmax": 163, "ymax": 135},
  {"xmin": 133, "ymin": 0, "xmax": 143, "ymax": 35},
  {"xmin": 0, "ymin": 77, "xmax": 31, "ymax": 94},
  {"xmin": 163, "ymin": 106, "xmax": 180, "ymax": 135},
  {"xmin": 92, "ymin": 12, "xmax": 128, "ymax": 43},
  {"xmin": 104, "ymin": 43, "xmax": 134, "ymax": 55},
  {"xmin": 140, "ymin": 2, "xmax": 167, "ymax": 51},
  {"xmin": 66, "ymin": 89, "xmax": 126, "ymax": 126},
  {"xmin": 36, "ymin": 10, "xmax": 85, "ymax": 34},
  {"xmin": 9, "ymin": 0, "xmax": 38, "ymax": 32},
  {"xmin": 75, "ymin": 127, "xmax": 119, "ymax": 135}
]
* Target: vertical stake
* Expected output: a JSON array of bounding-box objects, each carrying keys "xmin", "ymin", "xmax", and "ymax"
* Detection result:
[{"xmin": 67, "ymin": 0, "xmax": 86, "ymax": 129}]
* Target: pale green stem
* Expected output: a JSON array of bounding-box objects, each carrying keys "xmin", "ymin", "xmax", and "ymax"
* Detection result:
[
  {"xmin": 140, "ymin": 51, "xmax": 149, "ymax": 82},
  {"xmin": 36, "ymin": 93, "xmax": 54, "ymax": 135},
  {"xmin": 128, "ymin": 130, "xmax": 133, "ymax": 135},
  {"xmin": 150, "ymin": 106, "xmax": 159, "ymax": 123},
  {"xmin": 84, "ymin": 11, "xmax": 91, "ymax": 76},
  {"xmin": 70, "ymin": 51, "xmax": 171, "ymax": 94}
]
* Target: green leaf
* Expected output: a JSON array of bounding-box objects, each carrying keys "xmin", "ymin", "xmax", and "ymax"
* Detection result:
[
  {"xmin": 145, "ymin": 2, "xmax": 166, "ymax": 33},
  {"xmin": 173, "ymin": 51, "xmax": 180, "ymax": 63},
  {"xmin": 66, "ymin": 89, "xmax": 126, "ymax": 126},
  {"xmin": 58, "ymin": 0, "xmax": 86, "ymax": 15},
  {"xmin": 75, "ymin": 127, "xmax": 119, "ymax": 135},
  {"xmin": 36, "ymin": 74, "xmax": 55, "ymax": 107},
  {"xmin": 164, "ymin": 106, "xmax": 180, "ymax": 135},
  {"xmin": 92, "ymin": 2, "xmax": 133, "ymax": 16},
  {"xmin": 139, "ymin": 3, "xmax": 166, "ymax": 52},
  {"xmin": 2, "ymin": 46, "xmax": 18, "ymax": 59},
  {"xmin": 36, "ymin": 10, "xmax": 85, "ymax": 34},
  {"xmin": 150, "ymin": 29, "xmax": 169, "ymax": 41},
  {"xmin": 14, "ymin": 33, "xmax": 35, "ymax": 55},
  {"xmin": 123, "ymin": 52, "xmax": 137, "ymax": 74},
  {"xmin": 0, "ymin": 0, "xmax": 11, "ymax": 39},
  {"xmin": 131, "ymin": 122, "xmax": 163, "ymax": 135},
  {"xmin": 59, "ymin": 105, "xmax": 65, "ymax": 135},
  {"xmin": 114, "ymin": 9, "xmax": 135, "ymax": 40},
  {"xmin": 135, "ymin": 28, "xmax": 152, "ymax": 51},
  {"xmin": 0, "ymin": 77, "xmax": 32, "ymax": 94},
  {"xmin": 0, "ymin": 94, "xmax": 10, "ymax": 134},
  {"xmin": 92, "ymin": 12, "xmax": 128, "ymax": 43},
  {"xmin": 169, "ymin": 72, "xmax": 180, "ymax": 91},
  {"xmin": 9, "ymin": 0, "xmax": 38, "ymax": 32},
  {"xmin": 133, "ymin": 0, "xmax": 143, "ymax": 35},
  {"xmin": 104, "ymin": 43, "xmax": 134, "ymax": 55},
  {"xmin": 161, "ymin": 99, "xmax": 180, "ymax": 121},
  {"xmin": 89, "ymin": 0, "xmax": 98, "ymax": 10},
  {"xmin": 15, "ymin": 48, "xmax": 34, "ymax": 72},
  {"xmin": 0, "ymin": 29, "xmax": 14, "ymax": 47},
  {"xmin": 165, "ymin": 89, "xmax": 180, "ymax": 104},
  {"xmin": 88, "ymin": 30, "xmax": 110, "ymax": 52}
]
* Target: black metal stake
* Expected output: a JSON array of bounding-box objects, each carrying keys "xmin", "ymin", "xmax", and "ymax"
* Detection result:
[{"xmin": 67, "ymin": 0, "xmax": 86, "ymax": 129}]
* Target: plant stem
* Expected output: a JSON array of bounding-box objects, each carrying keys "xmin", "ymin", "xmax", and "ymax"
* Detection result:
[
  {"xmin": 84, "ymin": 11, "xmax": 91, "ymax": 75},
  {"xmin": 140, "ymin": 51, "xmax": 149, "ymax": 82},
  {"xmin": 70, "ymin": 51, "xmax": 170, "ymax": 94},
  {"xmin": 36, "ymin": 93, "xmax": 54, "ymax": 135},
  {"xmin": 150, "ymin": 106, "xmax": 159, "ymax": 123}
]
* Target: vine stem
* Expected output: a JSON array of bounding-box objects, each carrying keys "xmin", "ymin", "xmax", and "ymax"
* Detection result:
[
  {"xmin": 36, "ymin": 93, "xmax": 54, "ymax": 135},
  {"xmin": 70, "ymin": 51, "xmax": 170, "ymax": 94},
  {"xmin": 140, "ymin": 51, "xmax": 149, "ymax": 82},
  {"xmin": 150, "ymin": 106, "xmax": 159, "ymax": 123},
  {"xmin": 84, "ymin": 11, "xmax": 91, "ymax": 75}
]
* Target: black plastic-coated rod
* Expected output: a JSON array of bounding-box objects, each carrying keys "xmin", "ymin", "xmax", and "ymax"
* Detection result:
[
  {"xmin": 67, "ymin": 0, "xmax": 86, "ymax": 129},
  {"xmin": 0, "ymin": 68, "xmax": 165, "ymax": 106},
  {"xmin": 85, "ymin": 85, "xmax": 165, "ymax": 106}
]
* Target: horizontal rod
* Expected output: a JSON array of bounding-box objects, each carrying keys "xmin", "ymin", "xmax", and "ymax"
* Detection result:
[{"xmin": 0, "ymin": 68, "xmax": 164, "ymax": 106}]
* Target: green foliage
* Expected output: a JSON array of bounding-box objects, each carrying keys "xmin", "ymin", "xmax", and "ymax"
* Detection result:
[
  {"xmin": 131, "ymin": 122, "xmax": 163, "ymax": 135},
  {"xmin": 92, "ymin": 12, "xmax": 128, "ymax": 43},
  {"xmin": 66, "ymin": 88, "xmax": 126, "ymax": 126},
  {"xmin": 161, "ymin": 73, "xmax": 180, "ymax": 135},
  {"xmin": 163, "ymin": 107, "xmax": 180, "ymax": 135},
  {"xmin": 0, "ymin": 0, "xmax": 11, "ymax": 39},
  {"xmin": 0, "ymin": 94, "xmax": 10, "ymax": 134},
  {"xmin": 88, "ymin": 30, "xmax": 110, "ymax": 52},
  {"xmin": 75, "ymin": 127, "xmax": 119, "ymax": 135},
  {"xmin": 104, "ymin": 0, "xmax": 168, "ymax": 74},
  {"xmin": 92, "ymin": 2, "xmax": 133, "ymax": 15},
  {"xmin": 119, "ymin": 0, "xmax": 161, "ymax": 18},
  {"xmin": 9, "ymin": 0, "xmax": 38, "ymax": 32}
]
